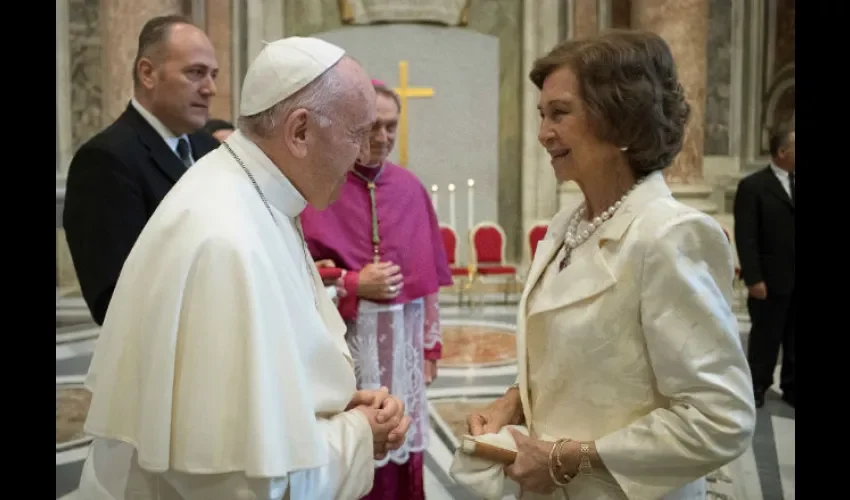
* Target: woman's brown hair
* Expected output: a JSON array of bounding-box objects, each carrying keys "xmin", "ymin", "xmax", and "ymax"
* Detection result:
[{"xmin": 530, "ymin": 29, "xmax": 691, "ymax": 176}]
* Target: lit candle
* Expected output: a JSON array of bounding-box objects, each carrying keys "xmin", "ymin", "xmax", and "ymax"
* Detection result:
[
  {"xmin": 431, "ymin": 184, "xmax": 439, "ymax": 212},
  {"xmin": 448, "ymin": 183, "xmax": 456, "ymax": 230},
  {"xmin": 467, "ymin": 178, "xmax": 475, "ymax": 233}
]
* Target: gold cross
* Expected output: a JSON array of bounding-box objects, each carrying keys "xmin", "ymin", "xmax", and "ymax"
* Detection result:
[{"xmin": 392, "ymin": 61, "xmax": 434, "ymax": 168}]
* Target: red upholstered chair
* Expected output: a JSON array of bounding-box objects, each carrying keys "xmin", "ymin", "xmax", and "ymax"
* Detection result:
[
  {"xmin": 527, "ymin": 221, "xmax": 549, "ymax": 260},
  {"xmin": 470, "ymin": 222, "xmax": 519, "ymax": 302},
  {"xmin": 439, "ymin": 224, "xmax": 472, "ymax": 306}
]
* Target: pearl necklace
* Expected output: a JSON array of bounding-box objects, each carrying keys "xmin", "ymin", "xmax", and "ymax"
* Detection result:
[{"xmin": 559, "ymin": 177, "xmax": 644, "ymax": 270}]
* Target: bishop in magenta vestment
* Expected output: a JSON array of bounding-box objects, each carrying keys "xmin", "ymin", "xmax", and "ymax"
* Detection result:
[{"xmin": 301, "ymin": 82, "xmax": 452, "ymax": 500}]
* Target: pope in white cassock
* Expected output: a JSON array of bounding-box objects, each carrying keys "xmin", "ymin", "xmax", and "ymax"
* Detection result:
[{"xmin": 75, "ymin": 37, "xmax": 412, "ymax": 500}]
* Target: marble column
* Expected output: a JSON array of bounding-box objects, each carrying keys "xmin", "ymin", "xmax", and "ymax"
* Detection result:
[
  {"xmin": 573, "ymin": 0, "xmax": 598, "ymax": 39},
  {"xmin": 57, "ymin": 0, "xmax": 72, "ymax": 291},
  {"xmin": 100, "ymin": 0, "xmax": 184, "ymax": 126},
  {"xmin": 246, "ymin": 0, "xmax": 285, "ymax": 64},
  {"xmin": 597, "ymin": 0, "xmax": 612, "ymax": 32},
  {"xmin": 611, "ymin": 0, "xmax": 632, "ymax": 29},
  {"xmin": 205, "ymin": 0, "xmax": 233, "ymax": 121},
  {"xmin": 631, "ymin": 0, "xmax": 709, "ymax": 185},
  {"xmin": 521, "ymin": 0, "xmax": 561, "ymax": 263},
  {"xmin": 56, "ymin": 0, "xmax": 73, "ymax": 177}
]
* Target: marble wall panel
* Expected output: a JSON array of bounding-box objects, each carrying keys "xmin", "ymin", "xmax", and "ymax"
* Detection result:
[
  {"xmin": 60, "ymin": 0, "xmax": 102, "ymax": 291},
  {"xmin": 206, "ymin": 0, "xmax": 233, "ymax": 121},
  {"xmin": 68, "ymin": 0, "xmax": 102, "ymax": 151},
  {"xmin": 284, "ymin": 0, "xmax": 344, "ymax": 36},
  {"xmin": 704, "ymin": 0, "xmax": 732, "ymax": 156},
  {"xmin": 766, "ymin": 0, "xmax": 794, "ymax": 133},
  {"xmin": 573, "ymin": 0, "xmax": 598, "ymax": 38},
  {"xmin": 772, "ymin": 0, "xmax": 795, "ymax": 74},
  {"xmin": 632, "ymin": 0, "xmax": 709, "ymax": 183}
]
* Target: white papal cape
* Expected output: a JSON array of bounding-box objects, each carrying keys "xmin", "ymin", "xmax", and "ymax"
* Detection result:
[{"xmin": 76, "ymin": 131, "xmax": 375, "ymax": 500}]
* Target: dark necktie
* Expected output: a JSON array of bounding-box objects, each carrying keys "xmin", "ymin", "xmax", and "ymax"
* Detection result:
[
  {"xmin": 176, "ymin": 137, "xmax": 193, "ymax": 168},
  {"xmin": 788, "ymin": 171, "xmax": 795, "ymax": 205}
]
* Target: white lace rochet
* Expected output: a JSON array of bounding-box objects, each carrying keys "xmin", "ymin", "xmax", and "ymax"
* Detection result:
[{"xmin": 346, "ymin": 293, "xmax": 441, "ymax": 467}]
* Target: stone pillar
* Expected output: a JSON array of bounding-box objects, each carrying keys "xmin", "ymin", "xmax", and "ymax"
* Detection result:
[
  {"xmin": 56, "ymin": 0, "xmax": 73, "ymax": 177},
  {"xmin": 573, "ymin": 0, "xmax": 598, "ymax": 39},
  {"xmin": 631, "ymin": 0, "xmax": 709, "ymax": 185},
  {"xmin": 205, "ymin": 0, "xmax": 234, "ymax": 121},
  {"xmin": 100, "ymin": 0, "xmax": 184, "ymax": 126},
  {"xmin": 597, "ymin": 0, "xmax": 612, "ymax": 32},
  {"xmin": 246, "ymin": 0, "xmax": 285, "ymax": 64},
  {"xmin": 521, "ymin": 0, "xmax": 561, "ymax": 263},
  {"xmin": 57, "ymin": 0, "xmax": 72, "ymax": 291},
  {"xmin": 229, "ymin": 0, "xmax": 285, "ymax": 117}
]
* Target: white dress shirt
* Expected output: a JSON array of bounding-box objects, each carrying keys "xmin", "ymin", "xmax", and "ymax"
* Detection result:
[
  {"xmin": 769, "ymin": 162, "xmax": 793, "ymax": 198},
  {"xmin": 130, "ymin": 98, "xmax": 194, "ymax": 165}
]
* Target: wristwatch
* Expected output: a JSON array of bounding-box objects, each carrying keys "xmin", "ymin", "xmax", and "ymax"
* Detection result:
[{"xmin": 578, "ymin": 442, "xmax": 593, "ymax": 475}]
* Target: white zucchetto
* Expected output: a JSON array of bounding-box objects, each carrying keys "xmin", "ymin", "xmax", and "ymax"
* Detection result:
[{"xmin": 239, "ymin": 36, "xmax": 346, "ymax": 117}]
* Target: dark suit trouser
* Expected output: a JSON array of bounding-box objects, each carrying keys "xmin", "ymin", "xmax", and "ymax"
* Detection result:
[{"xmin": 746, "ymin": 287, "xmax": 796, "ymax": 395}]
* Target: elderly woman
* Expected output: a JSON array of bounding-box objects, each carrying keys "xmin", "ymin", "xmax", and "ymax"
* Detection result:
[{"xmin": 465, "ymin": 30, "xmax": 756, "ymax": 500}]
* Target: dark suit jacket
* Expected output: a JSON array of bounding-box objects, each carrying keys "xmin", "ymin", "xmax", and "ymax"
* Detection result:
[
  {"xmin": 733, "ymin": 166, "xmax": 795, "ymax": 295},
  {"xmin": 63, "ymin": 102, "xmax": 220, "ymax": 325}
]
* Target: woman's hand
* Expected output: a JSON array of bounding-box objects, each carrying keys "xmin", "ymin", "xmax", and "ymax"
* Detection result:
[
  {"xmin": 466, "ymin": 388, "xmax": 523, "ymax": 436},
  {"xmin": 503, "ymin": 429, "xmax": 562, "ymax": 495}
]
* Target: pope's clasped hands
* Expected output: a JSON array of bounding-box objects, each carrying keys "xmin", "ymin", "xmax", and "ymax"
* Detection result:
[{"xmin": 347, "ymin": 386, "xmax": 410, "ymax": 460}]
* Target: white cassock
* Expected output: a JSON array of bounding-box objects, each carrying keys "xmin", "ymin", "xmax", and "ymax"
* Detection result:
[{"xmin": 76, "ymin": 130, "xmax": 375, "ymax": 500}]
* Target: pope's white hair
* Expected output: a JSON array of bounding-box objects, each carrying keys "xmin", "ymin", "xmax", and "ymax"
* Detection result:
[{"xmin": 238, "ymin": 63, "xmax": 346, "ymax": 139}]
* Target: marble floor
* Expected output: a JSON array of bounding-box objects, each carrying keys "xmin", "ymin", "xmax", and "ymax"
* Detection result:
[{"xmin": 56, "ymin": 292, "xmax": 794, "ymax": 499}]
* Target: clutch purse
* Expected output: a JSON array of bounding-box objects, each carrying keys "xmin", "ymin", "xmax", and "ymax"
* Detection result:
[
  {"xmin": 450, "ymin": 425, "xmax": 528, "ymax": 500},
  {"xmin": 459, "ymin": 434, "xmax": 517, "ymax": 465}
]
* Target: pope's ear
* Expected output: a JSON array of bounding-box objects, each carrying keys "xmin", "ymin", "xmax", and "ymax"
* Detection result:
[{"xmin": 282, "ymin": 108, "xmax": 309, "ymax": 159}]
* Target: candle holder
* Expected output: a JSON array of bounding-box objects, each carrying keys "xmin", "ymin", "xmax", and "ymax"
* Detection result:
[
  {"xmin": 466, "ymin": 178, "xmax": 475, "ymax": 235},
  {"xmin": 431, "ymin": 184, "xmax": 439, "ymax": 212},
  {"xmin": 448, "ymin": 183, "xmax": 456, "ymax": 231}
]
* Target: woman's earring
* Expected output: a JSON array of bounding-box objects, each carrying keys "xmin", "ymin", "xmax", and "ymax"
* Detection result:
[{"xmin": 620, "ymin": 146, "xmax": 628, "ymax": 152}]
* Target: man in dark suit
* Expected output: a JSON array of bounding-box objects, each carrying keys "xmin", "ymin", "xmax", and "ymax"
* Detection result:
[
  {"xmin": 63, "ymin": 15, "xmax": 221, "ymax": 325},
  {"xmin": 733, "ymin": 122, "xmax": 795, "ymax": 408}
]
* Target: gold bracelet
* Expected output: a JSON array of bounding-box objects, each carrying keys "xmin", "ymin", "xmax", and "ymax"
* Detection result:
[
  {"xmin": 548, "ymin": 439, "xmax": 572, "ymax": 486},
  {"xmin": 555, "ymin": 439, "xmax": 575, "ymax": 482}
]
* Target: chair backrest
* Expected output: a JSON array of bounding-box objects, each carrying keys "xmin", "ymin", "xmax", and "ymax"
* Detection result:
[
  {"xmin": 439, "ymin": 225, "xmax": 458, "ymax": 265},
  {"xmin": 471, "ymin": 222, "xmax": 505, "ymax": 265},
  {"xmin": 528, "ymin": 222, "xmax": 549, "ymax": 259}
]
